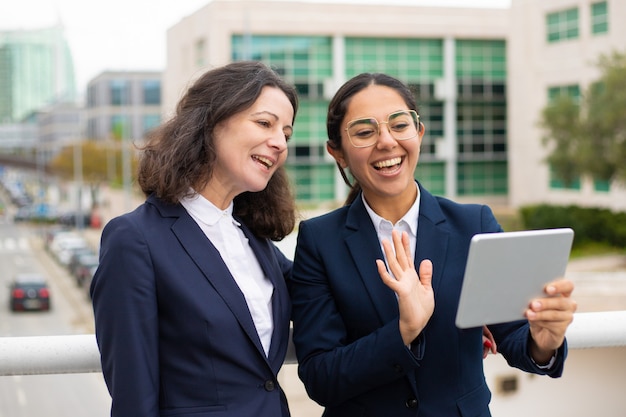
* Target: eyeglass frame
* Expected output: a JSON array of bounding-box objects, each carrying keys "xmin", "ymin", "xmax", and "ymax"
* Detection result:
[{"xmin": 344, "ymin": 109, "xmax": 420, "ymax": 148}]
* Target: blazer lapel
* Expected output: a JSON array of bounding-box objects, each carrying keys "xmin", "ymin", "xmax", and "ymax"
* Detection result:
[
  {"xmin": 237, "ymin": 221, "xmax": 288, "ymax": 368},
  {"xmin": 345, "ymin": 198, "xmax": 400, "ymax": 324},
  {"xmin": 157, "ymin": 199, "xmax": 268, "ymax": 359},
  {"xmin": 416, "ymin": 185, "xmax": 449, "ymax": 295}
]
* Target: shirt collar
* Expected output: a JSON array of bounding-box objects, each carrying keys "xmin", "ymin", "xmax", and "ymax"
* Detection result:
[
  {"xmin": 362, "ymin": 181, "xmax": 420, "ymax": 236},
  {"xmin": 179, "ymin": 192, "xmax": 238, "ymax": 227}
]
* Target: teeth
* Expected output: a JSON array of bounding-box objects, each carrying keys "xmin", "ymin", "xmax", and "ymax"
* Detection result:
[
  {"xmin": 253, "ymin": 155, "xmax": 273, "ymax": 168},
  {"xmin": 373, "ymin": 157, "xmax": 401, "ymax": 169}
]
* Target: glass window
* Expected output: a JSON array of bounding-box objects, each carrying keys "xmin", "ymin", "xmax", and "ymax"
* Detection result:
[
  {"xmin": 286, "ymin": 164, "xmax": 336, "ymax": 201},
  {"xmin": 345, "ymin": 38, "xmax": 444, "ymax": 80},
  {"xmin": 110, "ymin": 79, "xmax": 130, "ymax": 106},
  {"xmin": 142, "ymin": 114, "xmax": 160, "ymax": 136},
  {"xmin": 591, "ymin": 1, "xmax": 609, "ymax": 35},
  {"xmin": 593, "ymin": 178, "xmax": 610, "ymax": 192},
  {"xmin": 547, "ymin": 84, "xmax": 581, "ymax": 103},
  {"xmin": 549, "ymin": 166, "xmax": 581, "ymax": 190},
  {"xmin": 195, "ymin": 39, "xmax": 206, "ymax": 67},
  {"xmin": 415, "ymin": 162, "xmax": 446, "ymax": 196},
  {"xmin": 457, "ymin": 161, "xmax": 508, "ymax": 196},
  {"xmin": 142, "ymin": 80, "xmax": 160, "ymax": 105},
  {"xmin": 110, "ymin": 114, "xmax": 131, "ymax": 140},
  {"xmin": 546, "ymin": 8, "xmax": 579, "ymax": 43},
  {"xmin": 456, "ymin": 40, "xmax": 506, "ymax": 80}
]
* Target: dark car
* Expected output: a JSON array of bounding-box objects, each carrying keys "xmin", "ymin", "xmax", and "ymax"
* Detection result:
[{"xmin": 9, "ymin": 273, "xmax": 51, "ymax": 312}]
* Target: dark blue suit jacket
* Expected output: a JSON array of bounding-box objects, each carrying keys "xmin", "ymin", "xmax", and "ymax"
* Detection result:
[
  {"xmin": 91, "ymin": 195, "xmax": 292, "ymax": 417},
  {"xmin": 289, "ymin": 184, "xmax": 567, "ymax": 417}
]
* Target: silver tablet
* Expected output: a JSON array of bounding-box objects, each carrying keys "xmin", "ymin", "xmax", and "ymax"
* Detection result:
[{"xmin": 455, "ymin": 228, "xmax": 574, "ymax": 329}]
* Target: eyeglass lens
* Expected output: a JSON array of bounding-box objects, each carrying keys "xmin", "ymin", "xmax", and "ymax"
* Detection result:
[{"xmin": 346, "ymin": 110, "xmax": 418, "ymax": 147}]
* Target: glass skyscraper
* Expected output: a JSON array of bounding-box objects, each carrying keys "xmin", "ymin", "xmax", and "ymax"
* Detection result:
[{"xmin": 0, "ymin": 25, "xmax": 76, "ymax": 123}]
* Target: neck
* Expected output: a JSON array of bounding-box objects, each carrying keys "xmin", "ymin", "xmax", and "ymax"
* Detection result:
[{"xmin": 363, "ymin": 184, "xmax": 418, "ymax": 224}]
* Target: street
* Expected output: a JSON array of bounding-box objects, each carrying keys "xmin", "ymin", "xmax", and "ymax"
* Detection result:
[{"xmin": 0, "ymin": 221, "xmax": 111, "ymax": 417}]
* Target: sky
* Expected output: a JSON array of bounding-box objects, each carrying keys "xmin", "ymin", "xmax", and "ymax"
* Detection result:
[{"xmin": 1, "ymin": 0, "xmax": 511, "ymax": 97}]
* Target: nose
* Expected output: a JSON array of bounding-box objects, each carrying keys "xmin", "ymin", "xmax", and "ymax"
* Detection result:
[
  {"xmin": 375, "ymin": 121, "xmax": 397, "ymax": 148},
  {"xmin": 268, "ymin": 130, "xmax": 288, "ymax": 152}
]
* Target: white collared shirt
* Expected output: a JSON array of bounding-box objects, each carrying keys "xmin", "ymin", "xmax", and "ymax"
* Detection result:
[
  {"xmin": 180, "ymin": 194, "xmax": 274, "ymax": 357},
  {"xmin": 362, "ymin": 182, "xmax": 421, "ymax": 276}
]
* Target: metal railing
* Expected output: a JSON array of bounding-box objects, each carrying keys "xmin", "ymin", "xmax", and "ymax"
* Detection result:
[{"xmin": 1, "ymin": 311, "xmax": 625, "ymax": 376}]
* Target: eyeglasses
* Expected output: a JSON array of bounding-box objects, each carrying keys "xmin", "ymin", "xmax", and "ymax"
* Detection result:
[{"xmin": 345, "ymin": 110, "xmax": 420, "ymax": 148}]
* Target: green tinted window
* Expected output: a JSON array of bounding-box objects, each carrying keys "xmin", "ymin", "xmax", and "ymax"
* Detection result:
[
  {"xmin": 345, "ymin": 38, "xmax": 444, "ymax": 80},
  {"xmin": 457, "ymin": 161, "xmax": 508, "ymax": 196},
  {"xmin": 287, "ymin": 164, "xmax": 336, "ymax": 201},
  {"xmin": 415, "ymin": 162, "xmax": 446, "ymax": 196},
  {"xmin": 546, "ymin": 8, "xmax": 579, "ymax": 43},
  {"xmin": 456, "ymin": 40, "xmax": 506, "ymax": 80},
  {"xmin": 591, "ymin": 2, "xmax": 609, "ymax": 34}
]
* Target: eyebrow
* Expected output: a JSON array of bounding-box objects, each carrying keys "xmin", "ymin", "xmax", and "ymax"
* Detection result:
[{"xmin": 251, "ymin": 111, "xmax": 293, "ymax": 131}]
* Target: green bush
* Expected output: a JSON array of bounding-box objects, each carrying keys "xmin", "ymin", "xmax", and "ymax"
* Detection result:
[{"xmin": 520, "ymin": 204, "xmax": 626, "ymax": 248}]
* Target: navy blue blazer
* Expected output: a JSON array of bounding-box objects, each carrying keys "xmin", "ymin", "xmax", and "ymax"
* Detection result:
[
  {"xmin": 91, "ymin": 195, "xmax": 292, "ymax": 417},
  {"xmin": 289, "ymin": 184, "xmax": 567, "ymax": 417}
]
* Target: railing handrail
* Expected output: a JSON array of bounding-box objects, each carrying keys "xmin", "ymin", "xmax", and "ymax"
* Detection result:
[{"xmin": 1, "ymin": 311, "xmax": 625, "ymax": 376}]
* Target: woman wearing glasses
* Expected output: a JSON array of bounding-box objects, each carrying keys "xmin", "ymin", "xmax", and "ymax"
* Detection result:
[{"xmin": 288, "ymin": 73, "xmax": 577, "ymax": 416}]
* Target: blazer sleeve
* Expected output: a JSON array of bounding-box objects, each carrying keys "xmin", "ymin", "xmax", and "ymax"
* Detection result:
[
  {"xmin": 290, "ymin": 220, "xmax": 422, "ymax": 407},
  {"xmin": 90, "ymin": 215, "xmax": 161, "ymax": 417}
]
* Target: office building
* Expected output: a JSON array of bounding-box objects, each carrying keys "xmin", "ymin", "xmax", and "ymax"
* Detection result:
[
  {"xmin": 164, "ymin": 0, "xmax": 626, "ymax": 210},
  {"xmin": 85, "ymin": 71, "xmax": 162, "ymax": 142},
  {"xmin": 0, "ymin": 25, "xmax": 76, "ymax": 124}
]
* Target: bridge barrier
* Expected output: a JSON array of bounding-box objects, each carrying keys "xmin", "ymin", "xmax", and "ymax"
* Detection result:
[{"xmin": 1, "ymin": 311, "xmax": 625, "ymax": 376}]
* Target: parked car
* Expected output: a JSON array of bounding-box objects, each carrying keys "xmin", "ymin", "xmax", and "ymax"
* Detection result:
[
  {"xmin": 49, "ymin": 232, "xmax": 90, "ymax": 266},
  {"xmin": 9, "ymin": 273, "xmax": 51, "ymax": 312},
  {"xmin": 71, "ymin": 253, "xmax": 99, "ymax": 287}
]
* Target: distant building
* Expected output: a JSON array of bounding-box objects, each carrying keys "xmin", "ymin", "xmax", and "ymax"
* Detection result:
[
  {"xmin": 0, "ymin": 25, "xmax": 76, "ymax": 124},
  {"xmin": 36, "ymin": 101, "xmax": 82, "ymax": 163},
  {"xmin": 85, "ymin": 71, "xmax": 162, "ymax": 142},
  {"xmin": 164, "ymin": 0, "xmax": 626, "ymax": 210},
  {"xmin": 509, "ymin": 0, "xmax": 626, "ymax": 210}
]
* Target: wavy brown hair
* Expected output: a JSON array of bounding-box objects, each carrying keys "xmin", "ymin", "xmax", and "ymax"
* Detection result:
[
  {"xmin": 138, "ymin": 61, "xmax": 298, "ymax": 240},
  {"xmin": 326, "ymin": 73, "xmax": 420, "ymax": 205}
]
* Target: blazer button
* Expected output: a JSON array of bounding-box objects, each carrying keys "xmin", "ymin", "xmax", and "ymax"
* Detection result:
[
  {"xmin": 264, "ymin": 380, "xmax": 276, "ymax": 392},
  {"xmin": 405, "ymin": 398, "xmax": 418, "ymax": 408}
]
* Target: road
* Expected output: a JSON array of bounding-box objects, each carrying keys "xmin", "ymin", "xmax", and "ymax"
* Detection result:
[{"xmin": 0, "ymin": 220, "xmax": 111, "ymax": 417}]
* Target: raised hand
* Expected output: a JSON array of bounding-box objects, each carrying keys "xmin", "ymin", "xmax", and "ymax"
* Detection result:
[{"xmin": 376, "ymin": 230, "xmax": 435, "ymax": 345}]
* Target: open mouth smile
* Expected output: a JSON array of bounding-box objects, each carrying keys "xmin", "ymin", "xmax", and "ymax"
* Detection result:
[
  {"xmin": 252, "ymin": 155, "xmax": 275, "ymax": 169},
  {"xmin": 373, "ymin": 156, "xmax": 402, "ymax": 171}
]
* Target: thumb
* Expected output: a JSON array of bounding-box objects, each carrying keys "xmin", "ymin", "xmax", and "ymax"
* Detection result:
[{"xmin": 418, "ymin": 259, "xmax": 433, "ymax": 287}]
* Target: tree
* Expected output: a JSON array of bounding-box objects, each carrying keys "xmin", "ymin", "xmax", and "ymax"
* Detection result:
[
  {"xmin": 47, "ymin": 140, "xmax": 139, "ymax": 207},
  {"xmin": 541, "ymin": 50, "xmax": 626, "ymax": 184}
]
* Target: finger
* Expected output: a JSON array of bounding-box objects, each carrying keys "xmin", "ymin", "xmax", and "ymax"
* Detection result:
[
  {"xmin": 418, "ymin": 259, "xmax": 433, "ymax": 288},
  {"xmin": 401, "ymin": 231, "xmax": 414, "ymax": 269},
  {"xmin": 377, "ymin": 259, "xmax": 397, "ymax": 290},
  {"xmin": 545, "ymin": 278, "xmax": 575, "ymax": 298},
  {"xmin": 391, "ymin": 230, "xmax": 409, "ymax": 268},
  {"xmin": 529, "ymin": 296, "xmax": 577, "ymax": 314}
]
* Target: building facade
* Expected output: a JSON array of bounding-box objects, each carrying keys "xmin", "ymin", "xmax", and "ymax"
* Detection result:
[
  {"xmin": 164, "ymin": 0, "xmax": 510, "ymax": 204},
  {"xmin": 509, "ymin": 0, "xmax": 626, "ymax": 210},
  {"xmin": 85, "ymin": 71, "xmax": 162, "ymax": 143},
  {"xmin": 0, "ymin": 25, "xmax": 76, "ymax": 124},
  {"xmin": 164, "ymin": 0, "xmax": 626, "ymax": 210}
]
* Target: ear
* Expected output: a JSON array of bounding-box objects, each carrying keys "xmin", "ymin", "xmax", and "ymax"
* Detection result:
[
  {"xmin": 326, "ymin": 142, "xmax": 347, "ymax": 168},
  {"xmin": 417, "ymin": 122, "xmax": 426, "ymax": 146}
]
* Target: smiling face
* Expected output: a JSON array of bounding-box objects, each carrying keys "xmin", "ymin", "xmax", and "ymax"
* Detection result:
[
  {"xmin": 327, "ymin": 84, "xmax": 425, "ymax": 214},
  {"xmin": 204, "ymin": 86, "xmax": 294, "ymax": 208}
]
